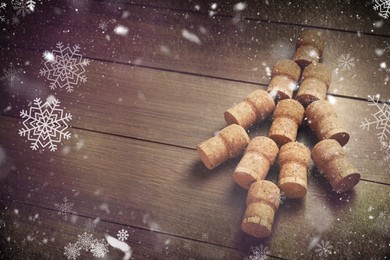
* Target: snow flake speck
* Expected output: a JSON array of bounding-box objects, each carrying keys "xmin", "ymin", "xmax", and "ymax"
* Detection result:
[
  {"xmin": 245, "ymin": 244, "xmax": 269, "ymax": 260},
  {"xmin": 314, "ymin": 240, "xmax": 333, "ymax": 258},
  {"xmin": 77, "ymin": 232, "xmax": 96, "ymax": 251},
  {"xmin": 12, "ymin": 0, "xmax": 36, "ymax": 17},
  {"xmin": 117, "ymin": 229, "xmax": 129, "ymax": 241},
  {"xmin": 19, "ymin": 98, "xmax": 72, "ymax": 152},
  {"xmin": 64, "ymin": 242, "xmax": 81, "ymax": 260},
  {"xmin": 337, "ymin": 54, "xmax": 355, "ymax": 71},
  {"xmin": 54, "ymin": 197, "xmax": 77, "ymax": 221},
  {"xmin": 373, "ymin": 0, "xmax": 390, "ymax": 19},
  {"xmin": 90, "ymin": 239, "xmax": 109, "ymax": 258},
  {"xmin": 182, "ymin": 29, "xmax": 202, "ymax": 45},
  {"xmin": 1, "ymin": 62, "xmax": 23, "ymax": 87},
  {"xmin": 39, "ymin": 42, "xmax": 90, "ymax": 93}
]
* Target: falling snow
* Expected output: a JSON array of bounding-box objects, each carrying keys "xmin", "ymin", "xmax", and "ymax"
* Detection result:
[
  {"xmin": 39, "ymin": 42, "xmax": 90, "ymax": 92},
  {"xmin": 245, "ymin": 245, "xmax": 269, "ymax": 260},
  {"xmin": 12, "ymin": 0, "xmax": 36, "ymax": 17},
  {"xmin": 64, "ymin": 243, "xmax": 81, "ymax": 260},
  {"xmin": 182, "ymin": 29, "xmax": 202, "ymax": 45},
  {"xmin": 361, "ymin": 95, "xmax": 390, "ymax": 161},
  {"xmin": 117, "ymin": 229, "xmax": 129, "ymax": 241},
  {"xmin": 314, "ymin": 240, "xmax": 333, "ymax": 258},
  {"xmin": 337, "ymin": 54, "xmax": 355, "ymax": 71},
  {"xmin": 54, "ymin": 197, "xmax": 77, "ymax": 221},
  {"xmin": 19, "ymin": 98, "xmax": 72, "ymax": 151},
  {"xmin": 90, "ymin": 239, "xmax": 109, "ymax": 258},
  {"xmin": 373, "ymin": 0, "xmax": 390, "ymax": 19},
  {"xmin": 77, "ymin": 232, "xmax": 96, "ymax": 250},
  {"xmin": 98, "ymin": 20, "xmax": 108, "ymax": 31},
  {"xmin": 1, "ymin": 62, "xmax": 23, "ymax": 87}
]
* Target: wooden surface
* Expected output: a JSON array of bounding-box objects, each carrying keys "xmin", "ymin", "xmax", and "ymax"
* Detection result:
[{"xmin": 0, "ymin": 0, "xmax": 389, "ymax": 259}]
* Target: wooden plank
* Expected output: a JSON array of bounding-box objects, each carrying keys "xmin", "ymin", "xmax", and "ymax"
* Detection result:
[
  {"xmin": 0, "ymin": 200, "xmax": 247, "ymax": 259},
  {"xmin": 0, "ymin": 49, "xmax": 388, "ymax": 183},
  {"xmin": 1, "ymin": 2, "xmax": 389, "ymax": 100},
  {"xmin": 0, "ymin": 116, "xmax": 389, "ymax": 259},
  {"xmin": 103, "ymin": 0, "xmax": 390, "ymax": 36}
]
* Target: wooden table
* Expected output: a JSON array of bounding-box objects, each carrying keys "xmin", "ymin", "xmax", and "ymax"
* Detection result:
[{"xmin": 0, "ymin": 1, "xmax": 389, "ymax": 259}]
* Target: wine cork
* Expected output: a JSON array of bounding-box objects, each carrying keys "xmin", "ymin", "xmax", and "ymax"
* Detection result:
[
  {"xmin": 278, "ymin": 142, "xmax": 311, "ymax": 198},
  {"xmin": 312, "ymin": 139, "xmax": 361, "ymax": 193},
  {"xmin": 233, "ymin": 137, "xmax": 279, "ymax": 189},
  {"xmin": 241, "ymin": 180, "xmax": 280, "ymax": 238},
  {"xmin": 267, "ymin": 59, "xmax": 301, "ymax": 100},
  {"xmin": 296, "ymin": 63, "xmax": 332, "ymax": 107},
  {"xmin": 293, "ymin": 30, "xmax": 325, "ymax": 68},
  {"xmin": 306, "ymin": 100, "xmax": 350, "ymax": 146},
  {"xmin": 224, "ymin": 89, "xmax": 275, "ymax": 130},
  {"xmin": 269, "ymin": 99, "xmax": 305, "ymax": 146},
  {"xmin": 197, "ymin": 124, "xmax": 250, "ymax": 170}
]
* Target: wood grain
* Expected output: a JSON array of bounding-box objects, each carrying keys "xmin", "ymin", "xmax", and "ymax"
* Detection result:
[
  {"xmin": 0, "ymin": 116, "xmax": 389, "ymax": 259},
  {"xmin": 1, "ymin": 1, "xmax": 389, "ymax": 100},
  {"xmin": 101, "ymin": 0, "xmax": 390, "ymax": 36},
  {"xmin": 0, "ymin": 200, "xmax": 248, "ymax": 259},
  {"xmin": 1, "ymin": 48, "xmax": 388, "ymax": 184}
]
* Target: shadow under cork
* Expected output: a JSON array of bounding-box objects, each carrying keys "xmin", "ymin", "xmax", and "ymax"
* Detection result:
[{"xmin": 309, "ymin": 167, "xmax": 357, "ymax": 210}]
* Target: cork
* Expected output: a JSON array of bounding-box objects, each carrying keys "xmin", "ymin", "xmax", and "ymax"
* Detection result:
[
  {"xmin": 267, "ymin": 59, "xmax": 301, "ymax": 101},
  {"xmin": 241, "ymin": 180, "xmax": 280, "ymax": 238},
  {"xmin": 312, "ymin": 139, "xmax": 361, "ymax": 193},
  {"xmin": 233, "ymin": 137, "xmax": 279, "ymax": 189},
  {"xmin": 197, "ymin": 124, "xmax": 250, "ymax": 170},
  {"xmin": 277, "ymin": 142, "xmax": 311, "ymax": 198},
  {"xmin": 296, "ymin": 63, "xmax": 332, "ymax": 107},
  {"xmin": 305, "ymin": 100, "xmax": 350, "ymax": 146},
  {"xmin": 293, "ymin": 30, "xmax": 325, "ymax": 68},
  {"xmin": 224, "ymin": 89, "xmax": 275, "ymax": 130},
  {"xmin": 268, "ymin": 99, "xmax": 305, "ymax": 146}
]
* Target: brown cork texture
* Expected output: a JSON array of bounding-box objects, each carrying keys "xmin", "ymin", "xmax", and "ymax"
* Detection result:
[
  {"xmin": 293, "ymin": 30, "xmax": 325, "ymax": 68},
  {"xmin": 269, "ymin": 99, "xmax": 305, "ymax": 146},
  {"xmin": 278, "ymin": 142, "xmax": 311, "ymax": 198},
  {"xmin": 312, "ymin": 139, "xmax": 361, "ymax": 193},
  {"xmin": 224, "ymin": 89, "xmax": 275, "ymax": 130},
  {"xmin": 241, "ymin": 180, "xmax": 280, "ymax": 238},
  {"xmin": 296, "ymin": 63, "xmax": 332, "ymax": 107},
  {"xmin": 306, "ymin": 100, "xmax": 350, "ymax": 146},
  {"xmin": 233, "ymin": 137, "xmax": 279, "ymax": 189},
  {"xmin": 197, "ymin": 124, "xmax": 250, "ymax": 170},
  {"xmin": 267, "ymin": 59, "xmax": 301, "ymax": 101}
]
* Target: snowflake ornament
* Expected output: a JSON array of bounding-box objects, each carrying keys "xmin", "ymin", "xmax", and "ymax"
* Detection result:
[
  {"xmin": 90, "ymin": 239, "xmax": 109, "ymax": 258},
  {"xmin": 245, "ymin": 244, "xmax": 270, "ymax": 260},
  {"xmin": 314, "ymin": 240, "xmax": 333, "ymax": 258},
  {"xmin": 117, "ymin": 229, "xmax": 129, "ymax": 241},
  {"xmin": 12, "ymin": 0, "xmax": 36, "ymax": 17},
  {"xmin": 19, "ymin": 98, "xmax": 72, "ymax": 151},
  {"xmin": 337, "ymin": 54, "xmax": 355, "ymax": 71},
  {"xmin": 361, "ymin": 95, "xmax": 390, "ymax": 161},
  {"xmin": 39, "ymin": 42, "xmax": 90, "ymax": 92},
  {"xmin": 1, "ymin": 62, "xmax": 23, "ymax": 87},
  {"xmin": 64, "ymin": 242, "xmax": 81, "ymax": 260},
  {"xmin": 55, "ymin": 197, "xmax": 77, "ymax": 221},
  {"xmin": 77, "ymin": 232, "xmax": 96, "ymax": 251},
  {"xmin": 373, "ymin": 0, "xmax": 390, "ymax": 19}
]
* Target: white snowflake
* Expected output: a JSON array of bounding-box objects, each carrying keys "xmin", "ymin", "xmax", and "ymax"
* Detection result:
[
  {"xmin": 1, "ymin": 62, "xmax": 23, "ymax": 87},
  {"xmin": 314, "ymin": 240, "xmax": 333, "ymax": 258},
  {"xmin": 373, "ymin": 0, "xmax": 390, "ymax": 19},
  {"xmin": 39, "ymin": 42, "xmax": 90, "ymax": 92},
  {"xmin": 337, "ymin": 54, "xmax": 355, "ymax": 71},
  {"xmin": 98, "ymin": 20, "xmax": 108, "ymax": 31},
  {"xmin": 54, "ymin": 197, "xmax": 77, "ymax": 221},
  {"xmin": 201, "ymin": 232, "xmax": 208, "ymax": 240},
  {"xmin": 19, "ymin": 98, "xmax": 72, "ymax": 151},
  {"xmin": 64, "ymin": 242, "xmax": 81, "ymax": 260},
  {"xmin": 90, "ymin": 239, "xmax": 109, "ymax": 258},
  {"xmin": 245, "ymin": 245, "xmax": 269, "ymax": 260},
  {"xmin": 117, "ymin": 229, "xmax": 129, "ymax": 241},
  {"xmin": 0, "ymin": 2, "xmax": 6, "ymax": 9},
  {"xmin": 360, "ymin": 95, "xmax": 390, "ymax": 161},
  {"xmin": 12, "ymin": 0, "xmax": 36, "ymax": 17},
  {"xmin": 77, "ymin": 232, "xmax": 96, "ymax": 251}
]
